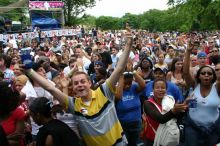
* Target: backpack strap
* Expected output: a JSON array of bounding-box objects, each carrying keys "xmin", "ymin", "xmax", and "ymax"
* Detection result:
[
  {"xmin": 142, "ymin": 98, "xmax": 162, "ymax": 134},
  {"xmin": 148, "ymin": 98, "xmax": 162, "ymax": 113},
  {"xmin": 145, "ymin": 113, "xmax": 157, "ymax": 134}
]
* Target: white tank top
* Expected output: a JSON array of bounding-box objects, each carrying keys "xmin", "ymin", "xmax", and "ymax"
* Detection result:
[{"xmin": 189, "ymin": 84, "xmax": 220, "ymax": 128}]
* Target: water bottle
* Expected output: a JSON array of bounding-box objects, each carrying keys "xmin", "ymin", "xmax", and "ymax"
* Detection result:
[
  {"xmin": 188, "ymin": 88, "xmax": 197, "ymax": 108},
  {"xmin": 20, "ymin": 48, "xmax": 33, "ymax": 69}
]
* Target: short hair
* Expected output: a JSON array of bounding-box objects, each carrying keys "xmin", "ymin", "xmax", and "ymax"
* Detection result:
[
  {"xmin": 74, "ymin": 44, "xmax": 82, "ymax": 50},
  {"xmin": 196, "ymin": 66, "xmax": 216, "ymax": 83},
  {"xmin": 153, "ymin": 78, "xmax": 167, "ymax": 89},
  {"xmin": 29, "ymin": 97, "xmax": 52, "ymax": 118},
  {"xmin": 0, "ymin": 54, "xmax": 12, "ymax": 68},
  {"xmin": 72, "ymin": 71, "xmax": 91, "ymax": 81},
  {"xmin": 69, "ymin": 58, "xmax": 76, "ymax": 66},
  {"xmin": 167, "ymin": 45, "xmax": 174, "ymax": 50},
  {"xmin": 0, "ymin": 81, "xmax": 20, "ymax": 116}
]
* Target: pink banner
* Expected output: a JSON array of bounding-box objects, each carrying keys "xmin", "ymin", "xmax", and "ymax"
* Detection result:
[{"xmin": 29, "ymin": 1, "xmax": 64, "ymax": 10}]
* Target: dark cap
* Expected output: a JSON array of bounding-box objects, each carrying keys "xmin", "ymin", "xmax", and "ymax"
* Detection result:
[
  {"xmin": 94, "ymin": 61, "xmax": 104, "ymax": 66},
  {"xmin": 154, "ymin": 67, "xmax": 167, "ymax": 74},
  {"xmin": 29, "ymin": 97, "xmax": 52, "ymax": 117},
  {"xmin": 55, "ymin": 51, "xmax": 62, "ymax": 56}
]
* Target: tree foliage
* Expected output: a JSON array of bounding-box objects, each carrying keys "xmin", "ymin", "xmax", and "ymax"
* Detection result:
[
  {"xmin": 62, "ymin": 0, "xmax": 97, "ymax": 26},
  {"xmin": 0, "ymin": 0, "xmax": 27, "ymax": 21},
  {"xmin": 95, "ymin": 0, "xmax": 220, "ymax": 32},
  {"xmin": 0, "ymin": 0, "xmax": 99, "ymax": 26}
]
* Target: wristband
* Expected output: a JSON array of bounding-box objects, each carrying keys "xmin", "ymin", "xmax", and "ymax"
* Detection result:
[
  {"xmin": 26, "ymin": 69, "xmax": 33, "ymax": 78},
  {"xmin": 78, "ymin": 66, "xmax": 83, "ymax": 71}
]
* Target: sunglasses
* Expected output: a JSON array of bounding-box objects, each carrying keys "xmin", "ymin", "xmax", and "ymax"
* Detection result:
[
  {"xmin": 212, "ymin": 50, "xmax": 219, "ymax": 52},
  {"xmin": 123, "ymin": 72, "xmax": 134, "ymax": 75},
  {"xmin": 200, "ymin": 72, "xmax": 213, "ymax": 76}
]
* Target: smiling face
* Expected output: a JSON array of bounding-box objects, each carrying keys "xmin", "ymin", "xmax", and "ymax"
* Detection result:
[
  {"xmin": 72, "ymin": 73, "xmax": 91, "ymax": 98},
  {"xmin": 111, "ymin": 48, "xmax": 118, "ymax": 55},
  {"xmin": 174, "ymin": 60, "xmax": 183, "ymax": 71},
  {"xmin": 153, "ymin": 80, "xmax": 167, "ymax": 100},
  {"xmin": 13, "ymin": 64, "xmax": 23, "ymax": 77}
]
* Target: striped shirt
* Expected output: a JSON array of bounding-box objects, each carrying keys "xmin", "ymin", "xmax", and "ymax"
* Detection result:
[{"xmin": 67, "ymin": 80, "xmax": 127, "ymax": 146}]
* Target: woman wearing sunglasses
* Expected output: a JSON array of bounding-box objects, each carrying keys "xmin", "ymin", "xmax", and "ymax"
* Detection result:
[
  {"xmin": 183, "ymin": 41, "xmax": 220, "ymax": 146},
  {"xmin": 115, "ymin": 63, "xmax": 146, "ymax": 146}
]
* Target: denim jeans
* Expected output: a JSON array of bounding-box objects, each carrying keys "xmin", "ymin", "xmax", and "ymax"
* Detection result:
[
  {"xmin": 184, "ymin": 114, "xmax": 220, "ymax": 146},
  {"xmin": 121, "ymin": 120, "xmax": 142, "ymax": 146}
]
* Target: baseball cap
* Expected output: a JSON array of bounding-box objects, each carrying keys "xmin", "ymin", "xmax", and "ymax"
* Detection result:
[
  {"xmin": 94, "ymin": 61, "xmax": 104, "ymax": 66},
  {"xmin": 55, "ymin": 51, "xmax": 62, "ymax": 56},
  {"xmin": 197, "ymin": 52, "xmax": 207, "ymax": 58},
  {"xmin": 154, "ymin": 67, "xmax": 167, "ymax": 74}
]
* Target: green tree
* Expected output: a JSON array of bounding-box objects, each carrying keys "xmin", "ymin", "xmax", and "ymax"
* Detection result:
[
  {"xmin": 139, "ymin": 9, "xmax": 165, "ymax": 31},
  {"xmin": 167, "ymin": 0, "xmax": 220, "ymax": 30},
  {"xmin": 62, "ymin": 0, "xmax": 97, "ymax": 26},
  {"xmin": 0, "ymin": 0, "xmax": 27, "ymax": 21},
  {"xmin": 96, "ymin": 16, "xmax": 121, "ymax": 30},
  {"xmin": 79, "ymin": 14, "xmax": 96, "ymax": 28},
  {"xmin": 121, "ymin": 13, "xmax": 140, "ymax": 29}
]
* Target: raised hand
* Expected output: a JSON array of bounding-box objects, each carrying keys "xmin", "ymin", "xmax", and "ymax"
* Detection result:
[
  {"xmin": 172, "ymin": 103, "xmax": 188, "ymax": 114},
  {"xmin": 124, "ymin": 23, "xmax": 133, "ymax": 46},
  {"xmin": 60, "ymin": 73, "xmax": 70, "ymax": 88},
  {"xmin": 187, "ymin": 39, "xmax": 194, "ymax": 52}
]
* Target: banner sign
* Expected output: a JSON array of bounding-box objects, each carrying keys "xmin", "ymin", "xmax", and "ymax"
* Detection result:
[
  {"xmin": 29, "ymin": 1, "xmax": 64, "ymax": 10},
  {"xmin": 0, "ymin": 29, "xmax": 80, "ymax": 42}
]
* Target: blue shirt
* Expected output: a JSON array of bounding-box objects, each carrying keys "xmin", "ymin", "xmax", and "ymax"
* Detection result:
[
  {"xmin": 111, "ymin": 54, "xmax": 119, "ymax": 69},
  {"xmin": 145, "ymin": 81, "xmax": 184, "ymax": 103},
  {"xmin": 116, "ymin": 83, "xmax": 142, "ymax": 123}
]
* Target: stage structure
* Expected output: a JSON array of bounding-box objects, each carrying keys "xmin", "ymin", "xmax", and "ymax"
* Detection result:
[{"xmin": 29, "ymin": 1, "xmax": 65, "ymax": 30}]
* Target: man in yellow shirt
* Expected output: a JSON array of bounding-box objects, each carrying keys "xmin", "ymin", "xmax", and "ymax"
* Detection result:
[{"xmin": 25, "ymin": 26, "xmax": 133, "ymax": 146}]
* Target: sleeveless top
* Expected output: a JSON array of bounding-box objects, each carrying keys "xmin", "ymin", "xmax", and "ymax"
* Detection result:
[
  {"xmin": 189, "ymin": 84, "xmax": 220, "ymax": 128},
  {"xmin": 170, "ymin": 74, "xmax": 184, "ymax": 84}
]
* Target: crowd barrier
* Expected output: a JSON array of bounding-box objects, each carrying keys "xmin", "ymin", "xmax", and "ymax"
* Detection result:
[{"xmin": 0, "ymin": 29, "xmax": 81, "ymax": 42}]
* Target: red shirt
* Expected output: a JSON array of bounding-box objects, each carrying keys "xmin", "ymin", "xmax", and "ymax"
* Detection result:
[{"xmin": 1, "ymin": 107, "xmax": 25, "ymax": 146}]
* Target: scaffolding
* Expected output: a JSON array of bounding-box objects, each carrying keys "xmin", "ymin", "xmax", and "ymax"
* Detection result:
[{"xmin": 29, "ymin": 1, "xmax": 65, "ymax": 30}]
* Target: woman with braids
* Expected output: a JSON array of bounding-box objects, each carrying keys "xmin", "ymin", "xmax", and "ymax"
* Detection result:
[{"xmin": 0, "ymin": 81, "xmax": 26, "ymax": 146}]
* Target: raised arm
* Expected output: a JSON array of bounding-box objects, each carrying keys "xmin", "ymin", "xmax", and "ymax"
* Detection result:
[
  {"xmin": 134, "ymin": 70, "xmax": 146, "ymax": 93},
  {"xmin": 115, "ymin": 75, "xmax": 124, "ymax": 101},
  {"xmin": 26, "ymin": 69, "xmax": 68, "ymax": 108},
  {"xmin": 183, "ymin": 40, "xmax": 196, "ymax": 87},
  {"xmin": 107, "ymin": 25, "xmax": 133, "ymax": 88}
]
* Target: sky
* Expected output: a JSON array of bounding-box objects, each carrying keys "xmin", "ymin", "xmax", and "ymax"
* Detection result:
[{"xmin": 85, "ymin": 0, "xmax": 169, "ymax": 17}]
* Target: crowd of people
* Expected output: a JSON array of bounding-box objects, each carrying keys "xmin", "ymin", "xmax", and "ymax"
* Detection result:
[{"xmin": 1, "ymin": 25, "xmax": 220, "ymax": 146}]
